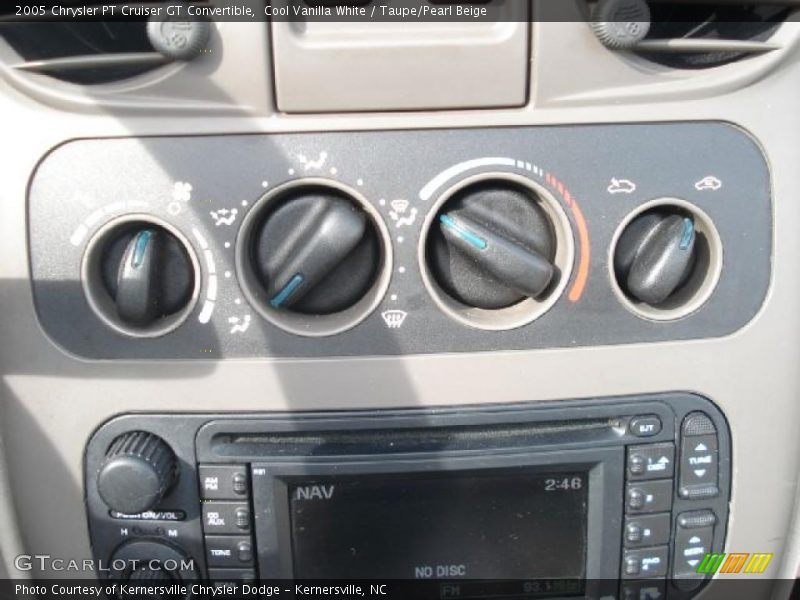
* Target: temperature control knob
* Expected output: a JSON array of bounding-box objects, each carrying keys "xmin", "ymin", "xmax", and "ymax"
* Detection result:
[
  {"xmin": 427, "ymin": 180, "xmax": 557, "ymax": 309},
  {"xmin": 248, "ymin": 186, "xmax": 380, "ymax": 315},
  {"xmin": 100, "ymin": 225, "xmax": 194, "ymax": 328},
  {"xmin": 614, "ymin": 210, "xmax": 697, "ymax": 306},
  {"xmin": 97, "ymin": 431, "xmax": 177, "ymax": 514}
]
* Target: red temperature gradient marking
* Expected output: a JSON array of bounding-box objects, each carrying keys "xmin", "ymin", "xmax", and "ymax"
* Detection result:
[{"xmin": 545, "ymin": 172, "xmax": 590, "ymax": 303}]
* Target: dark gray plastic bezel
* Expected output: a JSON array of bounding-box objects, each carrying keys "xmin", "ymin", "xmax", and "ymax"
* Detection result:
[{"xmin": 30, "ymin": 122, "xmax": 771, "ymax": 358}]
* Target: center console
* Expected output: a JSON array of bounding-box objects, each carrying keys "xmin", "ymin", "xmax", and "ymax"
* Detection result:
[{"xmin": 85, "ymin": 394, "xmax": 730, "ymax": 599}]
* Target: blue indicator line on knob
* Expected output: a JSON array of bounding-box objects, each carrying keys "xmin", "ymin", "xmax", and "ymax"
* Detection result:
[
  {"xmin": 440, "ymin": 214, "xmax": 487, "ymax": 250},
  {"xmin": 132, "ymin": 230, "xmax": 153, "ymax": 268},
  {"xmin": 680, "ymin": 217, "xmax": 695, "ymax": 250},
  {"xmin": 270, "ymin": 274, "xmax": 304, "ymax": 308}
]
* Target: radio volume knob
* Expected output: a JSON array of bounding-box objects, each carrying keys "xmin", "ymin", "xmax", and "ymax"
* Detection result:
[{"xmin": 97, "ymin": 431, "xmax": 178, "ymax": 515}]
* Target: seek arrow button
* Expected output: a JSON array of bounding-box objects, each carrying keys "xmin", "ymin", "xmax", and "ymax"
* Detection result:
[{"xmin": 673, "ymin": 511, "xmax": 715, "ymax": 578}]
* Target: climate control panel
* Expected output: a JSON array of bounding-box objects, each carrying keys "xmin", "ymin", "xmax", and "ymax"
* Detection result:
[{"xmin": 28, "ymin": 123, "xmax": 771, "ymax": 358}]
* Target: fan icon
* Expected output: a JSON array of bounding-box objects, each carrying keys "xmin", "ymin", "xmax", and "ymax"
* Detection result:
[{"xmin": 172, "ymin": 181, "xmax": 193, "ymax": 203}]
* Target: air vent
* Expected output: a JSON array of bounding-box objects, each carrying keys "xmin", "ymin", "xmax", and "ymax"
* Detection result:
[
  {"xmin": 0, "ymin": 6, "xmax": 210, "ymax": 84},
  {"xmin": 590, "ymin": 0, "xmax": 793, "ymax": 69}
]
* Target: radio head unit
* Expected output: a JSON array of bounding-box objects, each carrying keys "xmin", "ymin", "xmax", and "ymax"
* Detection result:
[{"xmin": 85, "ymin": 394, "xmax": 730, "ymax": 599}]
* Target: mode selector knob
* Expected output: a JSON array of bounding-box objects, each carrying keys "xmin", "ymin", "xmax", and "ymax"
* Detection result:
[
  {"xmin": 97, "ymin": 431, "xmax": 178, "ymax": 515},
  {"xmin": 614, "ymin": 210, "xmax": 697, "ymax": 306}
]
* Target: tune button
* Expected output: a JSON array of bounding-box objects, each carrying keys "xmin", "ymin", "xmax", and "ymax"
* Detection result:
[{"xmin": 205, "ymin": 536, "xmax": 255, "ymax": 568}]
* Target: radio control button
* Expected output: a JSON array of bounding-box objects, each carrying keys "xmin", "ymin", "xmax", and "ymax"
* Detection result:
[
  {"xmin": 620, "ymin": 580, "xmax": 666, "ymax": 600},
  {"xmin": 202, "ymin": 502, "xmax": 251, "ymax": 535},
  {"xmin": 679, "ymin": 433, "xmax": 719, "ymax": 499},
  {"xmin": 629, "ymin": 415, "xmax": 662, "ymax": 438},
  {"xmin": 622, "ymin": 545, "xmax": 669, "ymax": 578},
  {"xmin": 624, "ymin": 513, "xmax": 671, "ymax": 548},
  {"xmin": 199, "ymin": 465, "xmax": 250, "ymax": 500},
  {"xmin": 205, "ymin": 536, "xmax": 255, "ymax": 568},
  {"xmin": 673, "ymin": 511, "xmax": 714, "ymax": 579},
  {"xmin": 626, "ymin": 480, "xmax": 673, "ymax": 514},
  {"xmin": 678, "ymin": 510, "xmax": 717, "ymax": 529},
  {"xmin": 627, "ymin": 443, "xmax": 675, "ymax": 480},
  {"xmin": 681, "ymin": 411, "xmax": 716, "ymax": 436}
]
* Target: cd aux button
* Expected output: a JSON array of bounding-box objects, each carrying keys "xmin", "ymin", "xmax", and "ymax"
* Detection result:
[{"xmin": 202, "ymin": 502, "xmax": 251, "ymax": 535}]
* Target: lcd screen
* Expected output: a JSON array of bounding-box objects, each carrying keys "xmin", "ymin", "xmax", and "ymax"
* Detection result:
[{"xmin": 288, "ymin": 469, "xmax": 588, "ymax": 583}]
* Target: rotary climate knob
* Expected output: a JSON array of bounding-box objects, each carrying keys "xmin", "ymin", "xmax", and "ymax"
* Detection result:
[
  {"xmin": 427, "ymin": 180, "xmax": 558, "ymax": 310},
  {"xmin": 614, "ymin": 210, "xmax": 697, "ymax": 306},
  {"xmin": 97, "ymin": 431, "xmax": 178, "ymax": 515},
  {"xmin": 250, "ymin": 189, "xmax": 379, "ymax": 314},
  {"xmin": 236, "ymin": 181, "xmax": 390, "ymax": 340},
  {"xmin": 100, "ymin": 225, "xmax": 195, "ymax": 328}
]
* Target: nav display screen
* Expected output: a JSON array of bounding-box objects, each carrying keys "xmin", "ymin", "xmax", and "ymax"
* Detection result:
[{"xmin": 288, "ymin": 470, "xmax": 588, "ymax": 583}]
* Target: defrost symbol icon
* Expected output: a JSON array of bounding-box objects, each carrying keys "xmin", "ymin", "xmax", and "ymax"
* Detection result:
[{"xmin": 382, "ymin": 310, "xmax": 408, "ymax": 329}]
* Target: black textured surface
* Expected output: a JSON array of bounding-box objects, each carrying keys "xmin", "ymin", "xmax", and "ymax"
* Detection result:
[
  {"xmin": 427, "ymin": 179, "xmax": 556, "ymax": 309},
  {"xmin": 100, "ymin": 225, "xmax": 194, "ymax": 325},
  {"xmin": 614, "ymin": 209, "xmax": 697, "ymax": 306},
  {"xmin": 97, "ymin": 431, "xmax": 178, "ymax": 514},
  {"xmin": 250, "ymin": 189, "xmax": 379, "ymax": 315}
]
